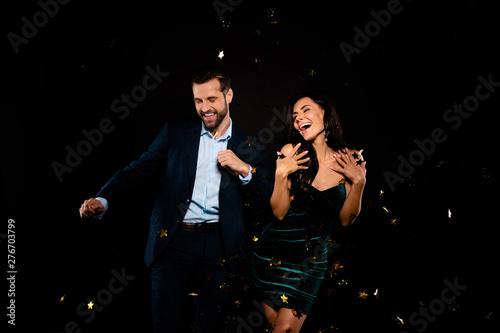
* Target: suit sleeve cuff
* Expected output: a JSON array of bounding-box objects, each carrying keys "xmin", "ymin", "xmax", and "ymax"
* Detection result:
[
  {"xmin": 95, "ymin": 197, "xmax": 108, "ymax": 219},
  {"xmin": 239, "ymin": 164, "xmax": 252, "ymax": 185}
]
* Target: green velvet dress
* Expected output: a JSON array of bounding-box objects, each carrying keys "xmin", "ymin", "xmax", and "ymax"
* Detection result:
[{"xmin": 252, "ymin": 178, "xmax": 346, "ymax": 315}]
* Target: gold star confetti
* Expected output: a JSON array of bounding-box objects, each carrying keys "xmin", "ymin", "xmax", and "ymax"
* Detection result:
[
  {"xmin": 291, "ymin": 309, "xmax": 303, "ymax": 319},
  {"xmin": 217, "ymin": 258, "xmax": 226, "ymax": 268},
  {"xmin": 188, "ymin": 292, "xmax": 198, "ymax": 296},
  {"xmin": 359, "ymin": 291, "xmax": 368, "ymax": 298},
  {"xmin": 234, "ymin": 300, "xmax": 241, "ymax": 308},
  {"xmin": 292, "ymin": 309, "xmax": 302, "ymax": 319},
  {"xmin": 448, "ymin": 209, "xmax": 452, "ymax": 219},
  {"xmin": 281, "ymin": 294, "xmax": 288, "ymax": 303},
  {"xmin": 211, "ymin": 130, "xmax": 218, "ymax": 139},
  {"xmin": 218, "ymin": 50, "xmax": 224, "ymax": 59},
  {"xmin": 289, "ymin": 195, "xmax": 295, "ymax": 202},
  {"xmin": 338, "ymin": 279, "xmax": 349, "ymax": 286},
  {"xmin": 338, "ymin": 178, "xmax": 346, "ymax": 185},
  {"xmin": 59, "ymin": 294, "xmax": 66, "ymax": 302},
  {"xmin": 158, "ymin": 228, "xmax": 168, "ymax": 237},
  {"xmin": 390, "ymin": 218, "xmax": 398, "ymax": 226},
  {"xmin": 251, "ymin": 167, "xmax": 257, "ymax": 174},
  {"xmin": 264, "ymin": 323, "xmax": 276, "ymax": 332},
  {"xmin": 270, "ymin": 258, "xmax": 282, "ymax": 267},
  {"xmin": 373, "ymin": 289, "xmax": 380, "ymax": 298},
  {"xmin": 253, "ymin": 236, "xmax": 259, "ymax": 242},
  {"xmin": 304, "ymin": 236, "xmax": 311, "ymax": 251},
  {"xmin": 395, "ymin": 316, "xmax": 404, "ymax": 325},
  {"xmin": 88, "ymin": 301, "xmax": 94, "ymax": 309},
  {"xmin": 219, "ymin": 283, "xmax": 229, "ymax": 291},
  {"xmin": 379, "ymin": 190, "xmax": 384, "ymax": 198},
  {"xmin": 246, "ymin": 137, "xmax": 254, "ymax": 146},
  {"xmin": 332, "ymin": 261, "xmax": 343, "ymax": 270}
]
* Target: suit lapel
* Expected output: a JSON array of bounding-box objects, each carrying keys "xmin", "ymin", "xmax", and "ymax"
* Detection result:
[
  {"xmin": 227, "ymin": 124, "xmax": 246, "ymax": 159},
  {"xmin": 184, "ymin": 122, "xmax": 202, "ymax": 190}
]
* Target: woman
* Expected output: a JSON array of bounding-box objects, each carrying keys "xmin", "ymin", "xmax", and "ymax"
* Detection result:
[{"xmin": 252, "ymin": 92, "xmax": 367, "ymax": 332}]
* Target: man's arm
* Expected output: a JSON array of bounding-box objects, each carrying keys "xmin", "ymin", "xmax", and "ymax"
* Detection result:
[{"xmin": 79, "ymin": 123, "xmax": 170, "ymax": 219}]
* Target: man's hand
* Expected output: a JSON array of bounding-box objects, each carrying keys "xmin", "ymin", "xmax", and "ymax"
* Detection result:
[
  {"xmin": 217, "ymin": 149, "xmax": 250, "ymax": 177},
  {"xmin": 79, "ymin": 198, "xmax": 105, "ymax": 218}
]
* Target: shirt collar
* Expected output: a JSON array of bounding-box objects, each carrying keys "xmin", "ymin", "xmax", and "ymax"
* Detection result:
[{"xmin": 200, "ymin": 118, "xmax": 232, "ymax": 141}]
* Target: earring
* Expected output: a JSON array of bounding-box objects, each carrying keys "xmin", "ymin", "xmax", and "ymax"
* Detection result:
[{"xmin": 324, "ymin": 123, "xmax": 329, "ymax": 142}]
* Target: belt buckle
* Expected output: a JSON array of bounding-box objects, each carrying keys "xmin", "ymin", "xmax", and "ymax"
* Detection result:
[{"xmin": 195, "ymin": 222, "xmax": 206, "ymax": 232}]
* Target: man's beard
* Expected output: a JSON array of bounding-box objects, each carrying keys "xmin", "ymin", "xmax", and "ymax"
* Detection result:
[{"xmin": 201, "ymin": 100, "xmax": 228, "ymax": 132}]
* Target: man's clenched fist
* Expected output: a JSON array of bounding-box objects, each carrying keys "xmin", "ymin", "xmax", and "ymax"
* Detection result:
[{"xmin": 79, "ymin": 198, "xmax": 104, "ymax": 218}]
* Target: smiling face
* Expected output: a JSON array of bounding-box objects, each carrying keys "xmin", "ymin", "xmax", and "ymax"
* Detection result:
[
  {"xmin": 292, "ymin": 97, "xmax": 326, "ymax": 142},
  {"xmin": 193, "ymin": 78, "xmax": 233, "ymax": 132}
]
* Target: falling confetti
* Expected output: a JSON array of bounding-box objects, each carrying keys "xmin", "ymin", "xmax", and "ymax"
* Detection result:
[
  {"xmin": 304, "ymin": 236, "xmax": 311, "ymax": 251},
  {"xmin": 291, "ymin": 309, "xmax": 303, "ymax": 319},
  {"xmin": 395, "ymin": 316, "xmax": 404, "ymax": 325},
  {"xmin": 59, "ymin": 294, "xmax": 66, "ymax": 302},
  {"xmin": 352, "ymin": 149, "xmax": 363, "ymax": 159},
  {"xmin": 270, "ymin": 258, "xmax": 282, "ymax": 267},
  {"xmin": 158, "ymin": 228, "xmax": 168, "ymax": 237},
  {"xmin": 281, "ymin": 294, "xmax": 288, "ymax": 303},
  {"xmin": 218, "ymin": 51, "xmax": 224, "ymax": 59},
  {"xmin": 358, "ymin": 291, "xmax": 368, "ymax": 298},
  {"xmin": 448, "ymin": 209, "xmax": 452, "ymax": 219},
  {"xmin": 88, "ymin": 301, "xmax": 94, "ymax": 309}
]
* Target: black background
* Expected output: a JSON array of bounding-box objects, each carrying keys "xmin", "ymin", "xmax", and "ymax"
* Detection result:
[{"xmin": 1, "ymin": 0, "xmax": 498, "ymax": 332}]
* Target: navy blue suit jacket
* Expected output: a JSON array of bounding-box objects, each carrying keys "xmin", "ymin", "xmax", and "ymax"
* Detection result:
[{"xmin": 96, "ymin": 121, "xmax": 273, "ymax": 268}]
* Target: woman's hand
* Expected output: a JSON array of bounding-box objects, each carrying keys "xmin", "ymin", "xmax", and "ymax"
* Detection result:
[
  {"xmin": 275, "ymin": 143, "xmax": 309, "ymax": 178},
  {"xmin": 331, "ymin": 148, "xmax": 366, "ymax": 186}
]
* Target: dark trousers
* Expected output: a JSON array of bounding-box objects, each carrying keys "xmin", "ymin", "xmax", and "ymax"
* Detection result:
[{"xmin": 150, "ymin": 229, "xmax": 228, "ymax": 333}]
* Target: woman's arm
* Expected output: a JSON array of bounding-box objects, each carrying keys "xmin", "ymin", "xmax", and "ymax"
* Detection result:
[
  {"xmin": 270, "ymin": 143, "xmax": 309, "ymax": 220},
  {"xmin": 331, "ymin": 148, "xmax": 367, "ymax": 226}
]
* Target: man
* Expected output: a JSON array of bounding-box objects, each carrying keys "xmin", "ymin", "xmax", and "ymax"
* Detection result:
[{"xmin": 79, "ymin": 66, "xmax": 273, "ymax": 332}]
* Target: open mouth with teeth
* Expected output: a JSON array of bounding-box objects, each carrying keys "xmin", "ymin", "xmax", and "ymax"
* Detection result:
[
  {"xmin": 202, "ymin": 112, "xmax": 216, "ymax": 121},
  {"xmin": 299, "ymin": 122, "xmax": 312, "ymax": 134}
]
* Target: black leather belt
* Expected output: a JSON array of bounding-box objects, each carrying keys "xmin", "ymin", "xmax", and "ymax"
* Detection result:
[{"xmin": 178, "ymin": 222, "xmax": 219, "ymax": 232}]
